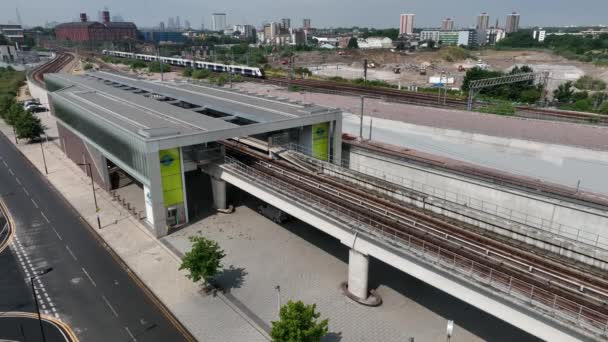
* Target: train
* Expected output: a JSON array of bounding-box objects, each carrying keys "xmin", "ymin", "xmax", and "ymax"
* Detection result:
[{"xmin": 101, "ymin": 50, "xmax": 265, "ymax": 78}]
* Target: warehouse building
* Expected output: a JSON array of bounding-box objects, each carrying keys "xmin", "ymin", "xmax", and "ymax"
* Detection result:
[
  {"xmin": 55, "ymin": 10, "xmax": 137, "ymax": 42},
  {"xmin": 45, "ymin": 72, "xmax": 342, "ymax": 237}
]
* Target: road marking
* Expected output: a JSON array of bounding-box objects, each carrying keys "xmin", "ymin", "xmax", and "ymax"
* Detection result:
[
  {"xmin": 102, "ymin": 295, "xmax": 119, "ymax": 317},
  {"xmin": 22, "ymin": 187, "xmax": 29, "ymax": 196},
  {"xmin": 125, "ymin": 327, "xmax": 137, "ymax": 341},
  {"xmin": 15, "ymin": 178, "xmax": 21, "ymax": 185},
  {"xmin": 8, "ymin": 168, "xmax": 13, "ymax": 175},
  {"xmin": 41, "ymin": 212, "xmax": 50, "ymax": 223},
  {"xmin": 65, "ymin": 245, "xmax": 77, "ymax": 261},
  {"xmin": 52, "ymin": 227, "xmax": 62, "ymax": 240},
  {"xmin": 82, "ymin": 267, "xmax": 97, "ymax": 287},
  {"xmin": 2, "ymin": 160, "xmax": 7, "ymax": 167},
  {"xmin": 31, "ymin": 198, "xmax": 39, "ymax": 208}
]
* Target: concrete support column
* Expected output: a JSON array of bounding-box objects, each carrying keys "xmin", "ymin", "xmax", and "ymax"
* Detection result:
[
  {"xmin": 211, "ymin": 176, "xmax": 227, "ymax": 210},
  {"xmin": 348, "ymin": 248, "xmax": 369, "ymax": 300},
  {"xmin": 146, "ymin": 151, "xmax": 168, "ymax": 237},
  {"xmin": 332, "ymin": 119, "xmax": 343, "ymax": 165}
]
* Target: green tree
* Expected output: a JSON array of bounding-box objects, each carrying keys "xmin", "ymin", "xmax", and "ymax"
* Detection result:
[
  {"xmin": 347, "ymin": 37, "xmax": 359, "ymax": 49},
  {"xmin": 179, "ymin": 236, "xmax": 225, "ymax": 286},
  {"xmin": 574, "ymin": 75, "xmax": 606, "ymax": 91},
  {"xmin": 182, "ymin": 67, "xmax": 193, "ymax": 77},
  {"xmin": 0, "ymin": 34, "xmax": 8, "ymax": 45},
  {"xmin": 0, "ymin": 95, "xmax": 15, "ymax": 118},
  {"xmin": 553, "ymin": 81, "xmax": 575, "ymax": 103},
  {"xmin": 271, "ymin": 300, "xmax": 329, "ymax": 342},
  {"xmin": 14, "ymin": 111, "xmax": 45, "ymax": 141}
]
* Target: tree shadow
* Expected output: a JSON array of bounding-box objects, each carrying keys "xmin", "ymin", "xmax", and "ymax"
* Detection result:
[
  {"xmin": 323, "ymin": 331, "xmax": 343, "ymax": 342},
  {"xmin": 213, "ymin": 265, "xmax": 248, "ymax": 293}
]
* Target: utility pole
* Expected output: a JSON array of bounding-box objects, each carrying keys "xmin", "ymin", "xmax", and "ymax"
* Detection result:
[
  {"xmin": 363, "ymin": 59, "xmax": 368, "ymax": 83},
  {"xmin": 359, "ymin": 96, "xmax": 365, "ymax": 139},
  {"xmin": 31, "ymin": 267, "xmax": 53, "ymax": 342},
  {"xmin": 157, "ymin": 46, "xmax": 164, "ymax": 81},
  {"xmin": 39, "ymin": 140, "xmax": 48, "ymax": 175}
]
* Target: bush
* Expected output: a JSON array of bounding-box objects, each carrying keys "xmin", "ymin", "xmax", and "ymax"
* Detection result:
[
  {"xmin": 440, "ymin": 46, "xmax": 472, "ymax": 62},
  {"xmin": 478, "ymin": 102, "xmax": 516, "ymax": 116},
  {"xmin": 14, "ymin": 111, "xmax": 45, "ymax": 141},
  {"xmin": 192, "ymin": 69, "xmax": 212, "ymax": 79},
  {"xmin": 271, "ymin": 300, "xmax": 329, "ymax": 342},
  {"xmin": 83, "ymin": 63, "xmax": 94, "ymax": 70},
  {"xmin": 519, "ymin": 89, "xmax": 542, "ymax": 104},
  {"xmin": 182, "ymin": 67, "xmax": 193, "ymax": 77},
  {"xmin": 148, "ymin": 62, "xmax": 171, "ymax": 73},
  {"xmin": 130, "ymin": 60, "xmax": 147, "ymax": 70},
  {"xmin": 575, "ymin": 75, "xmax": 606, "ymax": 91}
]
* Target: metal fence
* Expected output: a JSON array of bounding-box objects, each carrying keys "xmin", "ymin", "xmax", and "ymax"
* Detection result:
[
  {"xmin": 278, "ymin": 142, "xmax": 608, "ymax": 251},
  {"xmin": 223, "ymin": 156, "xmax": 608, "ymax": 338}
]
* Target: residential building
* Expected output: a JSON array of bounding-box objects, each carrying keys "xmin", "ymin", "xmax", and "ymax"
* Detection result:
[
  {"xmin": 0, "ymin": 24, "xmax": 24, "ymax": 43},
  {"xmin": 505, "ymin": 12, "xmax": 520, "ymax": 33},
  {"xmin": 486, "ymin": 28, "xmax": 506, "ymax": 44},
  {"xmin": 533, "ymin": 29, "xmax": 546, "ymax": 42},
  {"xmin": 233, "ymin": 24, "xmax": 254, "ymax": 38},
  {"xmin": 399, "ymin": 13, "xmax": 415, "ymax": 36},
  {"xmin": 290, "ymin": 29, "xmax": 306, "ymax": 45},
  {"xmin": 281, "ymin": 18, "xmax": 291, "ymax": 30},
  {"xmin": 442, "ymin": 18, "xmax": 454, "ymax": 31},
  {"xmin": 0, "ymin": 45, "xmax": 17, "ymax": 63},
  {"xmin": 55, "ymin": 11, "xmax": 137, "ymax": 42},
  {"xmin": 477, "ymin": 12, "xmax": 490, "ymax": 31},
  {"xmin": 303, "ymin": 19, "xmax": 311, "ymax": 30},
  {"xmin": 211, "ymin": 13, "xmax": 227, "ymax": 31}
]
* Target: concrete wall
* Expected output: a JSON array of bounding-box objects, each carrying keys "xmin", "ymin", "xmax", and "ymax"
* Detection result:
[{"xmin": 346, "ymin": 146, "xmax": 608, "ymax": 243}]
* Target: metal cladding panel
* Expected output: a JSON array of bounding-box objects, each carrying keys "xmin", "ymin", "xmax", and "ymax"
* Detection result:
[{"xmin": 50, "ymin": 93, "xmax": 150, "ymax": 184}]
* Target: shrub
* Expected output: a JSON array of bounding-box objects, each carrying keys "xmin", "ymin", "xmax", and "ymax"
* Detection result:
[
  {"xmin": 192, "ymin": 69, "xmax": 211, "ymax": 79},
  {"xmin": 478, "ymin": 102, "xmax": 516, "ymax": 116},
  {"xmin": 14, "ymin": 111, "xmax": 45, "ymax": 141},
  {"xmin": 83, "ymin": 63, "xmax": 94, "ymax": 70},
  {"xmin": 130, "ymin": 60, "xmax": 147, "ymax": 69},
  {"xmin": 182, "ymin": 67, "xmax": 193, "ymax": 77},
  {"xmin": 440, "ymin": 46, "xmax": 472, "ymax": 62},
  {"xmin": 575, "ymin": 75, "xmax": 606, "ymax": 91},
  {"xmin": 148, "ymin": 62, "xmax": 171, "ymax": 73}
]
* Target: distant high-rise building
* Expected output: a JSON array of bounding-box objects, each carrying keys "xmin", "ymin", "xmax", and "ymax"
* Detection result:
[
  {"xmin": 399, "ymin": 13, "xmax": 415, "ymax": 36},
  {"xmin": 505, "ymin": 12, "xmax": 520, "ymax": 33},
  {"xmin": 168, "ymin": 17, "xmax": 175, "ymax": 29},
  {"xmin": 281, "ymin": 18, "xmax": 291, "ymax": 30},
  {"xmin": 303, "ymin": 18, "xmax": 311, "ymax": 30},
  {"xmin": 176, "ymin": 16, "xmax": 181, "ymax": 30},
  {"xmin": 477, "ymin": 12, "xmax": 490, "ymax": 31},
  {"xmin": 159, "ymin": 21, "xmax": 165, "ymax": 31},
  {"xmin": 212, "ymin": 13, "xmax": 227, "ymax": 31},
  {"xmin": 184, "ymin": 20, "xmax": 191, "ymax": 29},
  {"xmin": 442, "ymin": 18, "xmax": 454, "ymax": 30}
]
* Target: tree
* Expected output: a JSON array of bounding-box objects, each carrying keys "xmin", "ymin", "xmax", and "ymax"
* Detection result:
[
  {"xmin": 14, "ymin": 111, "xmax": 45, "ymax": 141},
  {"xmin": 179, "ymin": 236, "xmax": 225, "ymax": 286},
  {"xmin": 0, "ymin": 34, "xmax": 8, "ymax": 45},
  {"xmin": 553, "ymin": 81, "xmax": 575, "ymax": 103},
  {"xmin": 271, "ymin": 300, "xmax": 329, "ymax": 342},
  {"xmin": 347, "ymin": 37, "xmax": 358, "ymax": 49}
]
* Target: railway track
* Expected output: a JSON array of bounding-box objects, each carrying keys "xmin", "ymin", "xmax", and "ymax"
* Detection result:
[
  {"xmin": 224, "ymin": 142, "xmax": 608, "ymax": 338},
  {"xmin": 30, "ymin": 52, "xmax": 75, "ymax": 87}
]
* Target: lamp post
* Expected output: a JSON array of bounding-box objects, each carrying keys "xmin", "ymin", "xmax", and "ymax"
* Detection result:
[
  {"xmin": 77, "ymin": 160, "xmax": 101, "ymax": 229},
  {"xmin": 31, "ymin": 267, "xmax": 53, "ymax": 342},
  {"xmin": 39, "ymin": 140, "xmax": 48, "ymax": 175},
  {"xmin": 274, "ymin": 285, "xmax": 281, "ymax": 318}
]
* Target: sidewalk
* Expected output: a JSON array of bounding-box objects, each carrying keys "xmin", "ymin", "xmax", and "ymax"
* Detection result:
[{"xmin": 0, "ymin": 114, "xmax": 269, "ymax": 341}]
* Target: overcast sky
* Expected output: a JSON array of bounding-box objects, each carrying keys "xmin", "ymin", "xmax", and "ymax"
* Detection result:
[{"xmin": 2, "ymin": 0, "xmax": 608, "ymax": 29}]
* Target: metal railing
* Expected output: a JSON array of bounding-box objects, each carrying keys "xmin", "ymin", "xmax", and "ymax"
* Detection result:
[
  {"xmin": 278, "ymin": 142, "xmax": 608, "ymax": 251},
  {"xmin": 223, "ymin": 156, "xmax": 608, "ymax": 338}
]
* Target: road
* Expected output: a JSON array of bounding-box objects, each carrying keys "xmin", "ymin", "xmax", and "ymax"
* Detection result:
[
  {"xmin": 0, "ymin": 132, "xmax": 189, "ymax": 341},
  {"xmin": 0, "ymin": 314, "xmax": 75, "ymax": 342}
]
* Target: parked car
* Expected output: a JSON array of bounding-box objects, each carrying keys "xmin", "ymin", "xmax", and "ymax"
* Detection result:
[
  {"xmin": 27, "ymin": 105, "xmax": 47, "ymax": 113},
  {"xmin": 257, "ymin": 204, "xmax": 291, "ymax": 223},
  {"xmin": 23, "ymin": 100, "xmax": 40, "ymax": 110}
]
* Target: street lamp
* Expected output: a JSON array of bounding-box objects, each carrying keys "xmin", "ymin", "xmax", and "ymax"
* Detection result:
[
  {"xmin": 77, "ymin": 161, "xmax": 101, "ymax": 229},
  {"xmin": 274, "ymin": 285, "xmax": 281, "ymax": 318},
  {"xmin": 31, "ymin": 267, "xmax": 53, "ymax": 342},
  {"xmin": 39, "ymin": 140, "xmax": 48, "ymax": 175}
]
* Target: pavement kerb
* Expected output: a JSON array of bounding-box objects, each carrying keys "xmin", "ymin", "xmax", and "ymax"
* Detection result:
[{"xmin": 0, "ymin": 122, "xmax": 197, "ymax": 341}]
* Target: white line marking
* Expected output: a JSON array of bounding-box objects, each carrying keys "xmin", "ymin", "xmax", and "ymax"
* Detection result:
[
  {"xmin": 15, "ymin": 178, "xmax": 21, "ymax": 185},
  {"xmin": 125, "ymin": 327, "xmax": 137, "ymax": 341},
  {"xmin": 8, "ymin": 169, "xmax": 13, "ymax": 176},
  {"xmin": 82, "ymin": 267, "xmax": 97, "ymax": 287},
  {"xmin": 2, "ymin": 160, "xmax": 7, "ymax": 167},
  {"xmin": 31, "ymin": 198, "xmax": 39, "ymax": 208},
  {"xmin": 41, "ymin": 212, "xmax": 50, "ymax": 223},
  {"xmin": 52, "ymin": 227, "xmax": 62, "ymax": 240},
  {"xmin": 23, "ymin": 187, "xmax": 29, "ymax": 196},
  {"xmin": 102, "ymin": 295, "xmax": 119, "ymax": 317},
  {"xmin": 65, "ymin": 245, "xmax": 77, "ymax": 261}
]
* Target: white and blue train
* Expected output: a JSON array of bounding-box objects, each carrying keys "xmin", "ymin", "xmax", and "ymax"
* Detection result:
[{"xmin": 102, "ymin": 50, "xmax": 265, "ymax": 78}]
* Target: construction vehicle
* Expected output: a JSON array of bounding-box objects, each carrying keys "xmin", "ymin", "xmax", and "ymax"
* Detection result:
[
  {"xmin": 419, "ymin": 66, "xmax": 427, "ymax": 75},
  {"xmin": 393, "ymin": 66, "xmax": 401, "ymax": 74}
]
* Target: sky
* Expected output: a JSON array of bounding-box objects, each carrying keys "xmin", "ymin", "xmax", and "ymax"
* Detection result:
[{"xmin": 2, "ymin": 0, "xmax": 608, "ymax": 29}]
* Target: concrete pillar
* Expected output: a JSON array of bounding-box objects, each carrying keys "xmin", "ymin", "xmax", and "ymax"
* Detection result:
[
  {"xmin": 348, "ymin": 248, "xmax": 369, "ymax": 300},
  {"xmin": 146, "ymin": 151, "xmax": 168, "ymax": 237},
  {"xmin": 332, "ymin": 119, "xmax": 342, "ymax": 165},
  {"xmin": 211, "ymin": 176, "xmax": 227, "ymax": 210}
]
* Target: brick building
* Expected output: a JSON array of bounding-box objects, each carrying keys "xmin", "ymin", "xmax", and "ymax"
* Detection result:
[{"xmin": 55, "ymin": 11, "xmax": 137, "ymax": 42}]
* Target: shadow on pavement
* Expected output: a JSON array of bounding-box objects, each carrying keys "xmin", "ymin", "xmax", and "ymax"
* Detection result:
[{"xmin": 215, "ymin": 265, "xmax": 248, "ymax": 292}]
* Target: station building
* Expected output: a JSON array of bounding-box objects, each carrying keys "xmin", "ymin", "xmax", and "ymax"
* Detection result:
[{"xmin": 45, "ymin": 72, "xmax": 342, "ymax": 237}]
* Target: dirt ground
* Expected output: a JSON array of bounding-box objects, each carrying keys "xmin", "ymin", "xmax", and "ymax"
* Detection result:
[{"xmin": 286, "ymin": 49, "xmax": 608, "ymax": 92}]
